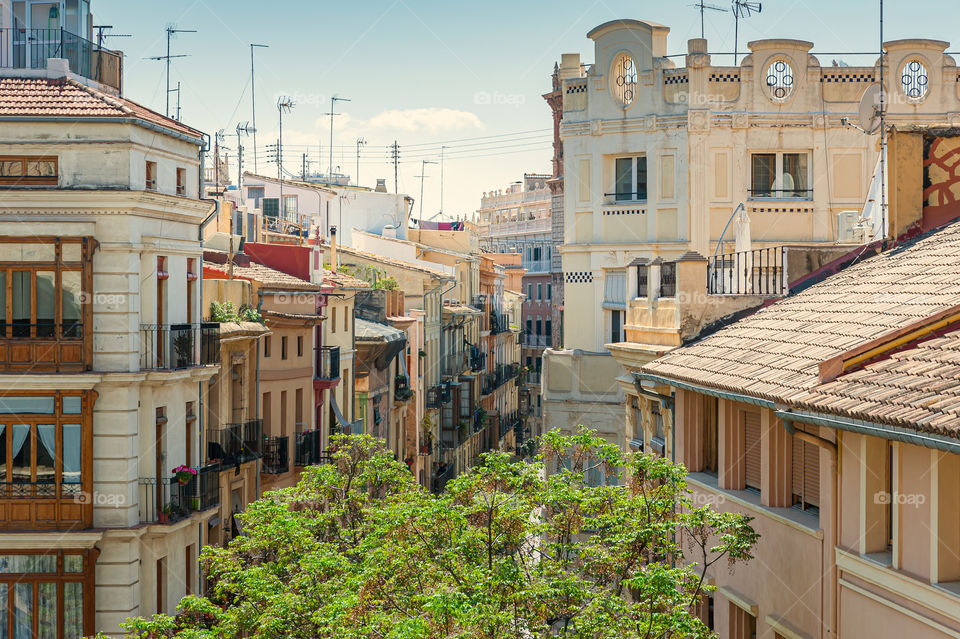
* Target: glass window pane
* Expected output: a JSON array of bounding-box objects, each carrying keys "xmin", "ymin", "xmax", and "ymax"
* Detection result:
[
  {"xmin": 636, "ymin": 156, "xmax": 647, "ymax": 200},
  {"xmin": 62, "ymin": 397, "xmax": 81, "ymax": 414},
  {"xmin": 61, "ymin": 271, "xmax": 82, "ymax": 338},
  {"xmin": 751, "ymin": 154, "xmax": 776, "ymax": 197},
  {"xmin": 64, "ymin": 582, "xmax": 83, "ymax": 639},
  {"xmin": 0, "ymin": 425, "xmax": 6, "ymax": 483},
  {"xmin": 36, "ymin": 271, "xmax": 55, "ymax": 337},
  {"xmin": 11, "ymin": 425, "xmax": 30, "ymax": 484},
  {"xmin": 36, "ymin": 425, "xmax": 54, "ymax": 488},
  {"xmin": 0, "ymin": 270, "xmax": 6, "ymax": 336},
  {"xmin": 21, "ymin": 245, "xmax": 54, "ymax": 262},
  {"xmin": 0, "ymin": 397, "xmax": 54, "ymax": 415},
  {"xmin": 63, "ymin": 555, "xmax": 83, "ymax": 573},
  {"xmin": 38, "ymin": 583, "xmax": 55, "ymax": 639},
  {"xmin": 0, "ymin": 582, "xmax": 7, "ymax": 639},
  {"xmin": 783, "ymin": 153, "xmax": 808, "ymax": 198},
  {"xmin": 0, "ymin": 555, "xmax": 56, "ymax": 573},
  {"xmin": 13, "ymin": 583, "xmax": 29, "ymax": 639},
  {"xmin": 61, "ymin": 243, "xmax": 81, "ymax": 262},
  {"xmin": 614, "ymin": 158, "xmax": 633, "ymax": 200},
  {"xmin": 62, "ymin": 424, "xmax": 81, "ymax": 486},
  {"xmin": 11, "ymin": 272, "xmax": 30, "ymax": 338}
]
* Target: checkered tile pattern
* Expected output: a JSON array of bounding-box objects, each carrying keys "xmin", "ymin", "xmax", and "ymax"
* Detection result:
[
  {"xmin": 750, "ymin": 207, "xmax": 814, "ymax": 214},
  {"xmin": 565, "ymin": 83, "xmax": 587, "ymax": 94},
  {"xmin": 602, "ymin": 208, "xmax": 646, "ymax": 216},
  {"xmin": 709, "ymin": 73, "xmax": 740, "ymax": 83},
  {"xmin": 820, "ymin": 73, "xmax": 875, "ymax": 83},
  {"xmin": 664, "ymin": 73, "xmax": 689, "ymax": 85},
  {"xmin": 564, "ymin": 271, "xmax": 594, "ymax": 284}
]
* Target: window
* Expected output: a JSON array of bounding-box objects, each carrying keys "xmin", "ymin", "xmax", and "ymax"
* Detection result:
[
  {"xmin": 344, "ymin": 306, "xmax": 348, "ymax": 333},
  {"xmin": 525, "ymin": 318, "xmax": 532, "ymax": 336},
  {"xmin": 157, "ymin": 556, "xmax": 166, "ymax": 613},
  {"xmin": 145, "ymin": 161, "xmax": 157, "ymax": 190},
  {"xmin": 660, "ymin": 262, "xmax": 676, "ymax": 298},
  {"xmin": 729, "ymin": 603, "xmax": 756, "ymax": 639},
  {"xmin": 744, "ymin": 410, "xmax": 762, "ymax": 492},
  {"xmin": 0, "ymin": 239, "xmax": 86, "ymax": 341},
  {"xmin": 185, "ymin": 544, "xmax": 195, "ymax": 596},
  {"xmin": 186, "ymin": 259, "xmax": 196, "ymax": 324},
  {"xmin": 297, "ymin": 335, "xmax": 303, "ymax": 358},
  {"xmin": 792, "ymin": 425, "xmax": 820, "ymax": 513},
  {"xmin": 0, "ymin": 156, "xmax": 57, "ymax": 186},
  {"xmin": 546, "ymin": 284, "xmax": 552, "ymax": 301},
  {"xmin": 614, "ymin": 156, "xmax": 647, "ymax": 202},
  {"xmin": 637, "ymin": 264, "xmax": 649, "ymax": 298},
  {"xmin": 545, "ymin": 319, "xmax": 552, "ymax": 341},
  {"xmin": 527, "ymin": 283, "xmax": 533, "ymax": 300},
  {"xmin": 264, "ymin": 336, "xmax": 271, "ymax": 358},
  {"xmin": 247, "ymin": 186, "xmax": 265, "ymax": 208},
  {"xmin": 610, "ymin": 52, "xmax": 638, "ymax": 107},
  {"xmin": 750, "ymin": 152, "xmax": 810, "ymax": 199},
  {"xmin": 533, "ymin": 247, "xmax": 541, "ymax": 262},
  {"xmin": 262, "ymin": 197, "xmax": 280, "ymax": 218},
  {"xmin": 176, "ymin": 168, "xmax": 187, "ymax": 195},
  {"xmin": 535, "ymin": 318, "xmax": 542, "ymax": 336},
  {"xmin": 609, "ymin": 310, "xmax": 624, "ymax": 344},
  {"xmin": 901, "ymin": 59, "xmax": 928, "ymax": 101},
  {"xmin": 281, "ymin": 336, "xmax": 288, "ymax": 360},
  {"xmin": 331, "ymin": 307, "xmax": 337, "ymax": 334},
  {"xmin": 537, "ymin": 283, "xmax": 542, "ymax": 301},
  {"xmin": 765, "ymin": 59, "xmax": 795, "ymax": 101},
  {"xmin": 0, "ymin": 550, "xmax": 91, "ymax": 638},
  {"xmin": 702, "ymin": 396, "xmax": 718, "ymax": 474},
  {"xmin": 283, "ymin": 195, "xmax": 298, "ymax": 220}
]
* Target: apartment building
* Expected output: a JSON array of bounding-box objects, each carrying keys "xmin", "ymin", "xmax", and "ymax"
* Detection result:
[
  {"xmin": 638, "ymin": 129, "xmax": 960, "ymax": 637},
  {"xmin": 0, "ymin": 41, "xmax": 224, "ymax": 635},
  {"xmin": 543, "ymin": 18, "xmax": 960, "ymax": 450}
]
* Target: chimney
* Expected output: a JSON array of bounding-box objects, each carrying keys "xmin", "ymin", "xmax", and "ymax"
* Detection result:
[
  {"xmin": 375, "ymin": 179, "xmax": 388, "ymax": 193},
  {"xmin": 329, "ymin": 226, "xmax": 338, "ymax": 273}
]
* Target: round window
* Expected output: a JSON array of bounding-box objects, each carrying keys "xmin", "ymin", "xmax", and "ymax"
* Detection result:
[
  {"xmin": 611, "ymin": 53, "xmax": 638, "ymax": 107},
  {"xmin": 901, "ymin": 59, "xmax": 928, "ymax": 101},
  {"xmin": 765, "ymin": 59, "xmax": 795, "ymax": 101}
]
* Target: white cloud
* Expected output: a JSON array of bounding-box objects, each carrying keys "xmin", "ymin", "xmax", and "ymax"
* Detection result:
[{"xmin": 316, "ymin": 107, "xmax": 483, "ymax": 137}]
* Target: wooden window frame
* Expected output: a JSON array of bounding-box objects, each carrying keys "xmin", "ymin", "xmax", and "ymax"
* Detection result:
[
  {"xmin": 145, "ymin": 161, "xmax": 158, "ymax": 191},
  {"xmin": 0, "ymin": 548, "xmax": 97, "ymax": 638},
  {"xmin": 0, "ymin": 156, "xmax": 58, "ymax": 186},
  {"xmin": 0, "ymin": 391, "xmax": 94, "ymax": 530},
  {"xmin": 176, "ymin": 168, "xmax": 187, "ymax": 196}
]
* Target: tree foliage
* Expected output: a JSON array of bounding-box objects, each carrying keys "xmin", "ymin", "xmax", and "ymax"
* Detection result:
[{"xmin": 115, "ymin": 429, "xmax": 758, "ymax": 638}]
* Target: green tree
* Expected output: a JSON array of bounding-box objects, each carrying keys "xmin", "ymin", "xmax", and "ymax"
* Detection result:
[{"xmin": 115, "ymin": 429, "xmax": 757, "ymax": 638}]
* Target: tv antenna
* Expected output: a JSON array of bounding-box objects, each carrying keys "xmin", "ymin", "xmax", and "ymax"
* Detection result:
[
  {"xmin": 92, "ymin": 25, "xmax": 130, "ymax": 49},
  {"xmin": 235, "ymin": 122, "xmax": 255, "ymax": 203},
  {"xmin": 415, "ymin": 160, "xmax": 437, "ymax": 219},
  {"xmin": 732, "ymin": 1, "xmax": 761, "ymax": 65},
  {"xmin": 690, "ymin": 2, "xmax": 727, "ymax": 39},
  {"xmin": 146, "ymin": 25, "xmax": 196, "ymax": 118},
  {"xmin": 355, "ymin": 137, "xmax": 366, "ymax": 186},
  {"xmin": 325, "ymin": 95, "xmax": 350, "ymax": 179}
]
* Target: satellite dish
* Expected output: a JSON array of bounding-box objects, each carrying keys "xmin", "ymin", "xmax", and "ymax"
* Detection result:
[{"xmin": 858, "ymin": 84, "xmax": 882, "ymax": 134}]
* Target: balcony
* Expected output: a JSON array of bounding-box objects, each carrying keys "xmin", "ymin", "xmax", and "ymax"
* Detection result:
[
  {"xmin": 207, "ymin": 419, "xmax": 262, "ymax": 464},
  {"xmin": 262, "ymin": 436, "xmax": 290, "ymax": 474},
  {"xmin": 470, "ymin": 347, "xmax": 486, "ymax": 372},
  {"xmin": 499, "ymin": 410, "xmax": 522, "ymax": 440},
  {"xmin": 194, "ymin": 463, "xmax": 221, "ymax": 511},
  {"xmin": 490, "ymin": 312, "xmax": 512, "ymax": 335},
  {"xmin": 707, "ymin": 247, "xmax": 787, "ymax": 296},
  {"xmin": 295, "ymin": 430, "xmax": 334, "ymax": 466},
  {"xmin": 394, "ymin": 374, "xmax": 414, "ymax": 402},
  {"xmin": 442, "ymin": 350, "xmax": 467, "ymax": 378},
  {"xmin": 426, "ymin": 384, "xmax": 451, "ymax": 409},
  {"xmin": 138, "ymin": 477, "xmax": 191, "ymax": 524},
  {"xmin": 314, "ymin": 345, "xmax": 341, "ymax": 390},
  {"xmin": 0, "ymin": 28, "xmax": 122, "ymax": 92},
  {"xmin": 523, "ymin": 334, "xmax": 552, "ymax": 348},
  {"xmin": 140, "ymin": 323, "xmax": 220, "ymax": 370},
  {"xmin": 0, "ymin": 322, "xmax": 89, "ymax": 373}
]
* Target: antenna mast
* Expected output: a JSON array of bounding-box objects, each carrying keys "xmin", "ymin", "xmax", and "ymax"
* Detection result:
[
  {"xmin": 879, "ymin": 0, "xmax": 887, "ymax": 238},
  {"xmin": 690, "ymin": 2, "xmax": 727, "ymax": 39},
  {"xmin": 732, "ymin": 1, "xmax": 761, "ymax": 65},
  {"xmin": 147, "ymin": 26, "xmax": 196, "ymax": 118}
]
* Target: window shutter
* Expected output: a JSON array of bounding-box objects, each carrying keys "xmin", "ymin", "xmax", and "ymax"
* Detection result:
[
  {"xmin": 791, "ymin": 425, "xmax": 820, "ymax": 508},
  {"xmin": 744, "ymin": 411, "xmax": 761, "ymax": 490}
]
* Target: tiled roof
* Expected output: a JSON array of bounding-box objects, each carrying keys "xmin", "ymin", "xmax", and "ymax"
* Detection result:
[
  {"xmin": 791, "ymin": 329, "xmax": 960, "ymax": 434},
  {"xmin": 0, "ymin": 77, "xmax": 203, "ymax": 139},
  {"xmin": 204, "ymin": 258, "xmax": 322, "ymax": 291},
  {"xmin": 320, "ymin": 269, "xmax": 370, "ymax": 289},
  {"xmin": 644, "ymin": 219, "xmax": 960, "ymax": 412},
  {"xmin": 329, "ymin": 242, "xmax": 453, "ymax": 279}
]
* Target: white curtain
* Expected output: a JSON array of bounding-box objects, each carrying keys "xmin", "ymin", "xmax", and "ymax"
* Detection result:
[
  {"xmin": 10, "ymin": 425, "xmax": 29, "ymax": 475},
  {"xmin": 36, "ymin": 424, "xmax": 55, "ymax": 484},
  {"xmin": 62, "ymin": 424, "xmax": 81, "ymax": 485}
]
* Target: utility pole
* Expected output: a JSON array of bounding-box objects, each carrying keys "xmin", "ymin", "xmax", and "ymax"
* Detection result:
[
  {"xmin": 389, "ymin": 141, "xmax": 400, "ymax": 193},
  {"xmin": 278, "ymin": 96, "xmax": 295, "ymax": 225},
  {"xmin": 250, "ymin": 43, "xmax": 269, "ymax": 173},
  {"xmin": 440, "ymin": 145, "xmax": 448, "ymax": 215},
  {"xmin": 174, "ymin": 81, "xmax": 181, "ymax": 121},
  {"xmin": 302, "ymin": 153, "xmax": 308, "ymax": 180},
  {"xmin": 416, "ymin": 160, "xmax": 437, "ymax": 219},
  {"xmin": 325, "ymin": 95, "xmax": 350, "ymax": 180},
  {"xmin": 146, "ymin": 26, "xmax": 195, "ymax": 119},
  {"xmin": 355, "ymin": 137, "xmax": 366, "ymax": 186}
]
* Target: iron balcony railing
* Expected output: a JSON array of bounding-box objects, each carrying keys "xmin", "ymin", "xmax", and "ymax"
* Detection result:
[
  {"xmin": 499, "ymin": 410, "xmax": 522, "ymax": 440},
  {"xmin": 426, "ymin": 384, "xmax": 451, "ymax": 409},
  {"xmin": 394, "ymin": 374, "xmax": 414, "ymax": 402},
  {"xmin": 207, "ymin": 419, "xmax": 262, "ymax": 464},
  {"xmin": 262, "ymin": 435, "xmax": 290, "ymax": 474},
  {"xmin": 748, "ymin": 188, "xmax": 813, "ymax": 199},
  {"xmin": 470, "ymin": 347, "xmax": 486, "ymax": 372},
  {"xmin": 140, "ymin": 323, "xmax": 220, "ymax": 370},
  {"xmin": 525, "ymin": 371, "xmax": 542, "ymax": 385},
  {"xmin": 490, "ymin": 312, "xmax": 511, "ymax": 335},
  {"xmin": 0, "ymin": 480, "xmax": 82, "ymax": 499},
  {"xmin": 138, "ymin": 477, "xmax": 191, "ymax": 524},
  {"xmin": 295, "ymin": 430, "xmax": 328, "ymax": 466},
  {"xmin": 315, "ymin": 345, "xmax": 340, "ymax": 380},
  {"xmin": 523, "ymin": 334, "xmax": 552, "ymax": 348},
  {"xmin": 193, "ymin": 463, "xmax": 220, "ymax": 511},
  {"xmin": 0, "ymin": 28, "xmax": 122, "ymax": 92},
  {"xmin": 442, "ymin": 350, "xmax": 467, "ymax": 377},
  {"xmin": 707, "ymin": 246, "xmax": 787, "ymax": 296}
]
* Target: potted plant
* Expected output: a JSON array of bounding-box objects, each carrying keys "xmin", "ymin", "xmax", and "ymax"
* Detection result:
[{"xmin": 172, "ymin": 464, "xmax": 197, "ymax": 485}]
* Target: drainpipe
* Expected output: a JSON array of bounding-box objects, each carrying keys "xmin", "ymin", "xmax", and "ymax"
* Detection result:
[
  {"xmin": 330, "ymin": 226, "xmax": 338, "ymax": 273},
  {"xmin": 255, "ymin": 290, "xmax": 265, "ymax": 499}
]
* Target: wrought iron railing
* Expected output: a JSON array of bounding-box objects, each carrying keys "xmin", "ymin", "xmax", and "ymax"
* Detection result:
[
  {"xmin": 193, "ymin": 463, "xmax": 220, "ymax": 511},
  {"xmin": 470, "ymin": 347, "xmax": 486, "ymax": 372},
  {"xmin": 523, "ymin": 334, "xmax": 552, "ymax": 348},
  {"xmin": 394, "ymin": 374, "xmax": 414, "ymax": 401},
  {"xmin": 0, "ymin": 480, "xmax": 80, "ymax": 498},
  {"xmin": 207, "ymin": 419, "xmax": 262, "ymax": 464},
  {"xmin": 140, "ymin": 323, "xmax": 220, "ymax": 370},
  {"xmin": 707, "ymin": 246, "xmax": 787, "ymax": 296},
  {"xmin": 315, "ymin": 345, "xmax": 340, "ymax": 381},
  {"xmin": 426, "ymin": 384, "xmax": 451, "ymax": 409},
  {"xmin": 490, "ymin": 312, "xmax": 511, "ymax": 335},
  {"xmin": 262, "ymin": 436, "xmax": 290, "ymax": 474},
  {"xmin": 442, "ymin": 350, "xmax": 467, "ymax": 377},
  {"xmin": 499, "ymin": 410, "xmax": 522, "ymax": 440},
  {"xmin": 0, "ymin": 28, "xmax": 122, "ymax": 92},
  {"xmin": 138, "ymin": 477, "xmax": 192, "ymax": 524}
]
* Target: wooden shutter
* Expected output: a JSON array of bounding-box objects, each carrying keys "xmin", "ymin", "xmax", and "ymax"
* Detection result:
[
  {"xmin": 744, "ymin": 411, "xmax": 761, "ymax": 490},
  {"xmin": 791, "ymin": 425, "xmax": 820, "ymax": 508},
  {"xmin": 702, "ymin": 397, "xmax": 718, "ymax": 473}
]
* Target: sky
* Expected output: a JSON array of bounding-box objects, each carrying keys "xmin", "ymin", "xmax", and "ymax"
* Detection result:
[{"xmin": 96, "ymin": 0, "xmax": 959, "ymax": 220}]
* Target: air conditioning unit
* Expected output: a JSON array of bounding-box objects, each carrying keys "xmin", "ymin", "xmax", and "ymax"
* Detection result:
[{"xmin": 837, "ymin": 211, "xmax": 859, "ymax": 243}]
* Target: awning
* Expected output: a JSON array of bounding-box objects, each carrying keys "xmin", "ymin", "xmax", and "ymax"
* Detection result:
[
  {"xmin": 331, "ymin": 393, "xmax": 353, "ymax": 432},
  {"xmin": 355, "ymin": 318, "xmax": 407, "ymax": 370}
]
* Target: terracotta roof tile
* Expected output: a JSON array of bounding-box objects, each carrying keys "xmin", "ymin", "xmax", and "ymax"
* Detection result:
[{"xmin": 0, "ymin": 77, "xmax": 203, "ymax": 139}]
